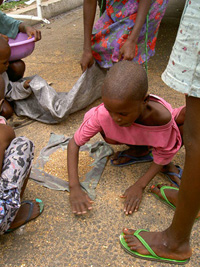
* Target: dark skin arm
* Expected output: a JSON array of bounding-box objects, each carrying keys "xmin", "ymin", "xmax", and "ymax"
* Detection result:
[
  {"xmin": 80, "ymin": 0, "xmax": 97, "ymax": 72},
  {"xmin": 18, "ymin": 23, "xmax": 41, "ymax": 42},
  {"xmin": 0, "ymin": 124, "xmax": 15, "ymax": 174},
  {"xmin": 67, "ymin": 137, "xmax": 93, "ymax": 215},
  {"xmin": 121, "ymin": 99, "xmax": 173, "ymax": 215},
  {"xmin": 121, "ymin": 162, "xmax": 163, "ymax": 215},
  {"xmin": 118, "ymin": 0, "xmax": 151, "ymax": 60},
  {"xmin": 80, "ymin": 0, "xmax": 151, "ymax": 70}
]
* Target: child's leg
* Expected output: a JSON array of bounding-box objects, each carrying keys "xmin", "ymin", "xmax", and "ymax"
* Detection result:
[
  {"xmin": 111, "ymin": 145, "xmax": 151, "ymax": 165},
  {"xmin": 0, "ymin": 74, "xmax": 5, "ymax": 100},
  {"xmin": 0, "ymin": 74, "xmax": 14, "ymax": 119},
  {"xmin": 0, "ymin": 100, "xmax": 14, "ymax": 120},
  {"xmin": 7, "ymin": 60, "xmax": 25, "ymax": 82},
  {"xmin": 0, "ymin": 136, "xmax": 34, "ymax": 234},
  {"xmin": 100, "ymin": 131, "xmax": 151, "ymax": 164}
]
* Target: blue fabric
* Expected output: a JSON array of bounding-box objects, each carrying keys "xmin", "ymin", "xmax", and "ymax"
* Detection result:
[{"xmin": 0, "ymin": 11, "xmax": 22, "ymax": 38}]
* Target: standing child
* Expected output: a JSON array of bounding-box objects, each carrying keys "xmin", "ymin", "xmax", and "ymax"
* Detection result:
[
  {"xmin": 67, "ymin": 60, "xmax": 185, "ymax": 215},
  {"xmin": 120, "ymin": 0, "xmax": 200, "ymax": 264},
  {"xmin": 81, "ymin": 0, "xmax": 169, "ymax": 71}
]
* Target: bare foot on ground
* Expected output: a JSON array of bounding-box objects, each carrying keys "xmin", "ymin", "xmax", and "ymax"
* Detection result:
[
  {"xmin": 111, "ymin": 146, "xmax": 151, "ymax": 165},
  {"xmin": 9, "ymin": 200, "xmax": 43, "ymax": 230},
  {"xmin": 161, "ymin": 162, "xmax": 182, "ymax": 187}
]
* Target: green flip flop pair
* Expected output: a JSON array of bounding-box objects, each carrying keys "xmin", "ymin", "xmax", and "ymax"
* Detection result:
[
  {"xmin": 119, "ymin": 229, "xmax": 190, "ymax": 265},
  {"xmin": 6, "ymin": 198, "xmax": 44, "ymax": 233}
]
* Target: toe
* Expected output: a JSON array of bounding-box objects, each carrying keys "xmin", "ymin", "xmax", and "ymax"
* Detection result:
[
  {"xmin": 150, "ymin": 185, "xmax": 161, "ymax": 195},
  {"xmin": 123, "ymin": 228, "xmax": 135, "ymax": 235}
]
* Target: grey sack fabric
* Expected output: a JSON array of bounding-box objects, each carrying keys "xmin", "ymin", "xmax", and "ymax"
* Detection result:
[
  {"xmin": 13, "ymin": 63, "xmax": 107, "ymax": 123},
  {"xmin": 30, "ymin": 133, "xmax": 114, "ymax": 200}
]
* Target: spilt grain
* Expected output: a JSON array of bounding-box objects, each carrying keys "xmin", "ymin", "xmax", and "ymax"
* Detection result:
[{"xmin": 43, "ymin": 149, "xmax": 94, "ymax": 181}]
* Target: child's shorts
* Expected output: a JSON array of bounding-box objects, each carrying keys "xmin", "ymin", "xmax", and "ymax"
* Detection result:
[
  {"xmin": 162, "ymin": 0, "xmax": 200, "ymax": 98},
  {"xmin": 0, "ymin": 136, "xmax": 34, "ymax": 234}
]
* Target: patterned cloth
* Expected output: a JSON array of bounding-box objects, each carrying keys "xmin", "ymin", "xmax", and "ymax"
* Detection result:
[
  {"xmin": 0, "ymin": 137, "xmax": 34, "ymax": 234},
  {"xmin": 162, "ymin": 0, "xmax": 200, "ymax": 98},
  {"xmin": 92, "ymin": 0, "xmax": 169, "ymax": 68}
]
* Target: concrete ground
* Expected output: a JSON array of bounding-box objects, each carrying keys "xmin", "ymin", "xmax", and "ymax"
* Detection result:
[{"xmin": 1, "ymin": 1, "xmax": 200, "ymax": 266}]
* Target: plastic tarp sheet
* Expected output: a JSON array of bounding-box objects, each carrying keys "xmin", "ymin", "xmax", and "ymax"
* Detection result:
[
  {"xmin": 13, "ymin": 63, "xmax": 107, "ymax": 123},
  {"xmin": 30, "ymin": 133, "xmax": 113, "ymax": 200}
]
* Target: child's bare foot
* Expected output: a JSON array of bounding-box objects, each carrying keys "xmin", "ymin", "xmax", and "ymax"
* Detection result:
[
  {"xmin": 8, "ymin": 199, "xmax": 44, "ymax": 231},
  {"xmin": 111, "ymin": 147, "xmax": 152, "ymax": 166},
  {"xmin": 161, "ymin": 163, "xmax": 182, "ymax": 187},
  {"xmin": 121, "ymin": 228, "xmax": 191, "ymax": 262},
  {"xmin": 151, "ymin": 184, "xmax": 200, "ymax": 219}
]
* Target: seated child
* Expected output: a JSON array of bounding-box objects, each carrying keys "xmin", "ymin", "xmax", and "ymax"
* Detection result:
[
  {"xmin": 0, "ymin": 0, "xmax": 41, "ymax": 82},
  {"xmin": 0, "ymin": 116, "xmax": 44, "ymax": 234},
  {"xmin": 0, "ymin": 36, "xmax": 32, "ymax": 119},
  {"xmin": 0, "ymin": 1, "xmax": 41, "ymax": 118},
  {"xmin": 67, "ymin": 60, "xmax": 185, "ymax": 215}
]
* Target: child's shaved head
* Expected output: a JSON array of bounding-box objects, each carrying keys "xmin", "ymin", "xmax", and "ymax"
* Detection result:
[{"xmin": 102, "ymin": 61, "xmax": 148, "ymax": 102}]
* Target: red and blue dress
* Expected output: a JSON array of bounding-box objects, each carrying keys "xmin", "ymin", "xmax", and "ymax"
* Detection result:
[{"xmin": 91, "ymin": 0, "xmax": 169, "ymax": 68}]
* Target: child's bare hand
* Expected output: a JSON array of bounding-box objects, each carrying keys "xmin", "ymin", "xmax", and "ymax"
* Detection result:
[
  {"xmin": 23, "ymin": 79, "xmax": 31, "ymax": 89},
  {"xmin": 120, "ymin": 183, "xmax": 144, "ymax": 215},
  {"xmin": 25, "ymin": 26, "xmax": 41, "ymax": 41},
  {"xmin": 118, "ymin": 39, "xmax": 136, "ymax": 61},
  {"xmin": 80, "ymin": 50, "xmax": 94, "ymax": 73},
  {"xmin": 70, "ymin": 186, "xmax": 93, "ymax": 215}
]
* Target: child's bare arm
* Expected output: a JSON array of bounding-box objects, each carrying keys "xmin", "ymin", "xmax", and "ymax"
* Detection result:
[
  {"xmin": 0, "ymin": 124, "xmax": 15, "ymax": 174},
  {"xmin": 80, "ymin": 0, "xmax": 97, "ymax": 72},
  {"xmin": 67, "ymin": 137, "xmax": 93, "ymax": 215},
  {"xmin": 121, "ymin": 162, "xmax": 163, "ymax": 215},
  {"xmin": 119, "ymin": 0, "xmax": 151, "ymax": 60}
]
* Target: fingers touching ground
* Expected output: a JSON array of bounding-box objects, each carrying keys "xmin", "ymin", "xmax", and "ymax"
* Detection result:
[{"xmin": 70, "ymin": 190, "xmax": 93, "ymax": 215}]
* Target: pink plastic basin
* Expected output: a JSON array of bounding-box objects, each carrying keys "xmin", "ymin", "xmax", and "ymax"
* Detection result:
[{"xmin": 8, "ymin": 32, "xmax": 35, "ymax": 62}]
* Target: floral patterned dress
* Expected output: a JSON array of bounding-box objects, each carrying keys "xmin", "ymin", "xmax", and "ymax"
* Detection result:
[{"xmin": 91, "ymin": 0, "xmax": 169, "ymax": 68}]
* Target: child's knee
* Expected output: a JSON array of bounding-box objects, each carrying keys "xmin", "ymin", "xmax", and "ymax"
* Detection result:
[
  {"xmin": 0, "ymin": 100, "xmax": 14, "ymax": 119},
  {"xmin": 7, "ymin": 60, "xmax": 26, "ymax": 82}
]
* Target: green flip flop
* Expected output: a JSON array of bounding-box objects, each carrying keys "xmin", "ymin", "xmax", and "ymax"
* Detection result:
[
  {"xmin": 151, "ymin": 185, "xmax": 178, "ymax": 210},
  {"xmin": 151, "ymin": 185, "xmax": 200, "ymax": 221},
  {"xmin": 6, "ymin": 198, "xmax": 44, "ymax": 233},
  {"xmin": 119, "ymin": 229, "xmax": 190, "ymax": 265}
]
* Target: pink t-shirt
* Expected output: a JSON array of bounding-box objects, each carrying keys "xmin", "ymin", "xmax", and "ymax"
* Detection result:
[{"xmin": 74, "ymin": 95, "xmax": 184, "ymax": 165}]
